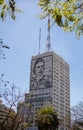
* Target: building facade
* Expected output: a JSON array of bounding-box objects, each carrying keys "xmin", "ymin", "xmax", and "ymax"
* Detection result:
[
  {"xmin": 0, "ymin": 100, "xmax": 16, "ymax": 129},
  {"xmin": 18, "ymin": 51, "xmax": 71, "ymax": 130},
  {"xmin": 0, "ymin": 100, "xmax": 12, "ymax": 123}
]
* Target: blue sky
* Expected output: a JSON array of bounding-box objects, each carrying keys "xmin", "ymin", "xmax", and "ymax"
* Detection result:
[{"xmin": 0, "ymin": 0, "xmax": 83, "ymax": 106}]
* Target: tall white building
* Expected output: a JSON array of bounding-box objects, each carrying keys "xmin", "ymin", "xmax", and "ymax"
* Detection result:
[{"xmin": 18, "ymin": 51, "xmax": 71, "ymax": 130}]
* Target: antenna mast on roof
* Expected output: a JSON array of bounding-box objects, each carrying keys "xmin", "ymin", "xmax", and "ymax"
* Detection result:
[
  {"xmin": 39, "ymin": 28, "xmax": 41, "ymax": 54},
  {"xmin": 46, "ymin": 14, "xmax": 51, "ymax": 52}
]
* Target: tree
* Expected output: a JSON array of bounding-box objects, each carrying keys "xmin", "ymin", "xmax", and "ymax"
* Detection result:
[
  {"xmin": 0, "ymin": 84, "xmax": 27, "ymax": 130},
  {"xmin": 0, "ymin": 3, "xmax": 22, "ymax": 129},
  {"xmin": 0, "ymin": 0, "xmax": 21, "ymax": 21},
  {"xmin": 0, "ymin": 39, "xmax": 10, "ymax": 60},
  {"xmin": 0, "ymin": 38, "xmax": 10, "ymax": 98},
  {"xmin": 0, "ymin": 106, "xmax": 22, "ymax": 130},
  {"xmin": 71, "ymin": 100, "xmax": 83, "ymax": 130},
  {"xmin": 36, "ymin": 107, "xmax": 60, "ymax": 130},
  {"xmin": 38, "ymin": 0, "xmax": 83, "ymax": 39}
]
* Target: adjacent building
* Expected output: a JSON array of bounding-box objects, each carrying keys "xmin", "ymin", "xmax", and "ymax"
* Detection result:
[
  {"xmin": 0, "ymin": 100, "xmax": 11, "ymax": 123},
  {"xmin": 0, "ymin": 100, "xmax": 15, "ymax": 129}
]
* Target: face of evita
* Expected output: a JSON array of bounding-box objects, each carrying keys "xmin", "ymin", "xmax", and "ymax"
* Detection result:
[{"xmin": 35, "ymin": 61, "xmax": 45, "ymax": 75}]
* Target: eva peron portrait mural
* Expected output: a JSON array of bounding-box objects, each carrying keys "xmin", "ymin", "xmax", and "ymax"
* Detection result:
[{"xmin": 30, "ymin": 58, "xmax": 52, "ymax": 90}]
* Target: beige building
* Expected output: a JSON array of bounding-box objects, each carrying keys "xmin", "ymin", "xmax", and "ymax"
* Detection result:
[
  {"xmin": 0, "ymin": 100, "xmax": 15, "ymax": 129},
  {"xmin": 0, "ymin": 100, "xmax": 10, "ymax": 123},
  {"xmin": 18, "ymin": 51, "xmax": 71, "ymax": 130}
]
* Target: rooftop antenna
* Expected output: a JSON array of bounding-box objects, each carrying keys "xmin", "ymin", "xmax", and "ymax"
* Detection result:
[
  {"xmin": 46, "ymin": 14, "xmax": 51, "ymax": 52},
  {"xmin": 39, "ymin": 28, "xmax": 41, "ymax": 54}
]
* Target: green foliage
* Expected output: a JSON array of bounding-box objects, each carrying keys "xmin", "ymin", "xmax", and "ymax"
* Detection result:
[
  {"xmin": 36, "ymin": 107, "xmax": 60, "ymax": 130},
  {"xmin": 0, "ymin": 0, "xmax": 21, "ymax": 21},
  {"xmin": 0, "ymin": 0, "xmax": 4, "ymax": 5},
  {"xmin": 38, "ymin": 0, "xmax": 83, "ymax": 39}
]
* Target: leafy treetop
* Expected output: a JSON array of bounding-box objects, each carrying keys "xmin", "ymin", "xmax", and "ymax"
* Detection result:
[
  {"xmin": 0, "ymin": 0, "xmax": 21, "ymax": 21},
  {"xmin": 38, "ymin": 0, "xmax": 83, "ymax": 39}
]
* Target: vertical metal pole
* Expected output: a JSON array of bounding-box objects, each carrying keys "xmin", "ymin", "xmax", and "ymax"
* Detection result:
[{"xmin": 39, "ymin": 28, "xmax": 41, "ymax": 54}]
